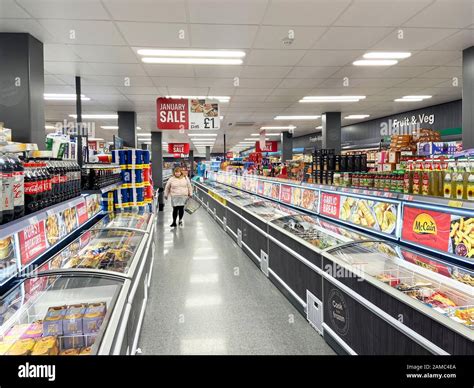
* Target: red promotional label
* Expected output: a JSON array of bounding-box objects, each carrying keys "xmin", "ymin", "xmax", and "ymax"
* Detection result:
[
  {"xmin": 401, "ymin": 206, "xmax": 451, "ymax": 252},
  {"xmin": 226, "ymin": 151, "xmax": 233, "ymax": 159},
  {"xmin": 255, "ymin": 141, "xmax": 278, "ymax": 153},
  {"xmin": 320, "ymin": 193, "xmax": 341, "ymax": 218},
  {"xmin": 76, "ymin": 201, "xmax": 88, "ymax": 225},
  {"xmin": 19, "ymin": 220, "xmax": 47, "ymax": 266},
  {"xmin": 280, "ymin": 185, "xmax": 292, "ymax": 204},
  {"xmin": 400, "ymin": 249, "xmax": 452, "ymax": 278},
  {"xmin": 168, "ymin": 143, "xmax": 190, "ymax": 154},
  {"xmin": 88, "ymin": 141, "xmax": 97, "ymax": 151},
  {"xmin": 157, "ymin": 98, "xmax": 189, "ymax": 130},
  {"xmin": 257, "ymin": 181, "xmax": 264, "ymax": 195}
]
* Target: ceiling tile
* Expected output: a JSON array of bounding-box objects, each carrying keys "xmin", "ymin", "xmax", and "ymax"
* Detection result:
[
  {"xmin": 153, "ymin": 77, "xmax": 198, "ymax": 88},
  {"xmin": 17, "ymin": 0, "xmax": 109, "ymax": 19},
  {"xmin": 238, "ymin": 78, "xmax": 282, "ymax": 88},
  {"xmin": 253, "ymin": 26, "xmax": 327, "ymax": 50},
  {"xmin": 278, "ymin": 78, "xmax": 326, "ymax": 88},
  {"xmin": 81, "ymin": 85, "xmax": 121, "ymax": 95},
  {"xmin": 0, "ymin": 0, "xmax": 31, "ymax": 17},
  {"xmin": 312, "ymin": 27, "xmax": 393, "ymax": 49},
  {"xmin": 44, "ymin": 61, "xmax": 95, "ymax": 75},
  {"xmin": 207, "ymin": 87, "xmax": 237, "ymax": 95},
  {"xmin": 117, "ymin": 22, "xmax": 189, "ymax": 47},
  {"xmin": 246, "ymin": 49, "xmax": 306, "ymax": 66},
  {"xmin": 399, "ymin": 50, "xmax": 462, "ymax": 66},
  {"xmin": 334, "ymin": 0, "xmax": 432, "ymax": 27},
  {"xmin": 57, "ymin": 75, "xmax": 154, "ymax": 87},
  {"xmin": 44, "ymin": 44, "xmax": 80, "ymax": 61},
  {"xmin": 381, "ymin": 66, "xmax": 440, "ymax": 78},
  {"xmin": 426, "ymin": 29, "xmax": 474, "ymax": 51},
  {"xmin": 372, "ymin": 28, "xmax": 459, "ymax": 50},
  {"xmin": 87, "ymin": 63, "xmax": 147, "ymax": 76},
  {"xmin": 286, "ymin": 66, "xmax": 340, "ymax": 78},
  {"xmin": 270, "ymin": 88, "xmax": 311, "ymax": 96},
  {"xmin": 0, "ymin": 19, "xmax": 54, "ymax": 42},
  {"xmin": 239, "ymin": 66, "xmax": 291, "ymax": 78},
  {"xmin": 403, "ymin": 0, "xmax": 473, "ymax": 28},
  {"xmin": 189, "ymin": 24, "xmax": 258, "ymax": 49},
  {"xmin": 38, "ymin": 20, "xmax": 126, "ymax": 45},
  {"xmin": 234, "ymin": 88, "xmax": 273, "ymax": 96},
  {"xmin": 418, "ymin": 66, "xmax": 463, "ymax": 79},
  {"xmin": 263, "ymin": 0, "xmax": 351, "ymax": 26},
  {"xmin": 44, "ymin": 75, "xmax": 67, "ymax": 85},
  {"xmin": 265, "ymin": 95, "xmax": 301, "ymax": 103},
  {"xmin": 103, "ymin": 0, "xmax": 186, "ymax": 22},
  {"xmin": 188, "ymin": 0, "xmax": 267, "ymax": 24},
  {"xmin": 299, "ymin": 50, "xmax": 365, "ymax": 66},
  {"xmin": 44, "ymin": 85, "xmax": 75, "ymax": 94},
  {"xmin": 72, "ymin": 45, "xmax": 138, "ymax": 63},
  {"xmin": 194, "ymin": 65, "xmax": 242, "ymax": 78},
  {"xmin": 393, "ymin": 78, "xmax": 448, "ymax": 88},
  {"xmin": 166, "ymin": 87, "xmax": 210, "ymax": 96},
  {"xmin": 231, "ymin": 95, "xmax": 268, "ymax": 102},
  {"xmin": 142, "ymin": 64, "xmax": 195, "ymax": 77}
]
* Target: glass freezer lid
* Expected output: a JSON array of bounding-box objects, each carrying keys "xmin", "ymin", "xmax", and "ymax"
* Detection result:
[
  {"xmin": 36, "ymin": 228, "xmax": 145, "ymax": 276},
  {"xmin": 243, "ymin": 200, "xmax": 298, "ymax": 221},
  {"xmin": 0, "ymin": 274, "xmax": 122, "ymax": 355},
  {"xmin": 328, "ymin": 241, "xmax": 474, "ymax": 330},
  {"xmin": 92, "ymin": 211, "xmax": 152, "ymax": 231}
]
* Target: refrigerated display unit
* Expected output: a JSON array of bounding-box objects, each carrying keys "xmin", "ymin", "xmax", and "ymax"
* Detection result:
[
  {"xmin": 192, "ymin": 178, "xmax": 474, "ymax": 355},
  {"xmin": 0, "ymin": 211, "xmax": 156, "ymax": 356}
]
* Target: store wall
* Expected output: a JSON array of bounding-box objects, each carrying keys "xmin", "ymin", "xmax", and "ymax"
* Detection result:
[
  {"xmin": 341, "ymin": 100, "xmax": 462, "ymax": 147},
  {"xmin": 292, "ymin": 133, "xmax": 322, "ymax": 150}
]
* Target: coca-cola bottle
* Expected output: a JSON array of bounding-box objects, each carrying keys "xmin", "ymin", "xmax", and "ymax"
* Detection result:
[
  {"xmin": 7, "ymin": 154, "xmax": 24, "ymax": 219},
  {"xmin": 24, "ymin": 163, "xmax": 39, "ymax": 214},
  {"xmin": 41, "ymin": 162, "xmax": 52, "ymax": 208},
  {"xmin": 35, "ymin": 162, "xmax": 45, "ymax": 209},
  {"xmin": 0, "ymin": 154, "xmax": 15, "ymax": 224}
]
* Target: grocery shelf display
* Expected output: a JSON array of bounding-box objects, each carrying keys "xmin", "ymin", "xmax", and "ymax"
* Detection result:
[{"xmin": 192, "ymin": 176, "xmax": 474, "ymax": 355}]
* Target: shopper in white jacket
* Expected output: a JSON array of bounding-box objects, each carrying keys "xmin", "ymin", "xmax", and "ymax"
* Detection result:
[{"xmin": 164, "ymin": 167, "xmax": 192, "ymax": 228}]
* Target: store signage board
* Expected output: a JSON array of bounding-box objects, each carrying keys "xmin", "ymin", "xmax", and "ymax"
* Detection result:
[
  {"xmin": 300, "ymin": 188, "xmax": 320, "ymax": 212},
  {"xmin": 320, "ymin": 192, "xmax": 341, "ymax": 218},
  {"xmin": 19, "ymin": 220, "xmax": 47, "ymax": 266},
  {"xmin": 280, "ymin": 185, "xmax": 292, "ymax": 204},
  {"xmin": 168, "ymin": 143, "xmax": 190, "ymax": 154},
  {"xmin": 76, "ymin": 201, "xmax": 88, "ymax": 225},
  {"xmin": 157, "ymin": 97, "xmax": 220, "ymax": 130},
  {"xmin": 255, "ymin": 141, "xmax": 278, "ymax": 153},
  {"xmin": 401, "ymin": 205, "xmax": 473, "ymax": 260}
]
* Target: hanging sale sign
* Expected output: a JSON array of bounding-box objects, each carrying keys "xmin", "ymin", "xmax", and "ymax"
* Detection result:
[
  {"xmin": 157, "ymin": 97, "xmax": 220, "ymax": 130},
  {"xmin": 168, "ymin": 143, "xmax": 190, "ymax": 154},
  {"xmin": 255, "ymin": 141, "xmax": 278, "ymax": 153}
]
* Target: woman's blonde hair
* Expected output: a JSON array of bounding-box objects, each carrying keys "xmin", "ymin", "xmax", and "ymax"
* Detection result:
[{"xmin": 173, "ymin": 167, "xmax": 183, "ymax": 176}]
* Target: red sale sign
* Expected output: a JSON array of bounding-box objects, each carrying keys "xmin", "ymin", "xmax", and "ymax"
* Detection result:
[
  {"xmin": 157, "ymin": 98, "xmax": 189, "ymax": 130},
  {"xmin": 19, "ymin": 220, "xmax": 47, "ymax": 266},
  {"xmin": 255, "ymin": 141, "xmax": 278, "ymax": 153},
  {"xmin": 280, "ymin": 185, "xmax": 292, "ymax": 204},
  {"xmin": 401, "ymin": 206, "xmax": 451, "ymax": 252},
  {"xmin": 400, "ymin": 249, "xmax": 452, "ymax": 278},
  {"xmin": 168, "ymin": 143, "xmax": 190, "ymax": 154},
  {"xmin": 257, "ymin": 181, "xmax": 264, "ymax": 195},
  {"xmin": 76, "ymin": 201, "xmax": 88, "ymax": 225},
  {"xmin": 320, "ymin": 193, "xmax": 340, "ymax": 218}
]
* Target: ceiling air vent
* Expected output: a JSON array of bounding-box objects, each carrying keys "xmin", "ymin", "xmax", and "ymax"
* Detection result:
[{"xmin": 234, "ymin": 122, "xmax": 255, "ymax": 127}]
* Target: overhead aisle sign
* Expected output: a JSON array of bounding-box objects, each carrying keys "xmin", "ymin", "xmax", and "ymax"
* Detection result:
[{"xmin": 157, "ymin": 97, "xmax": 220, "ymax": 130}]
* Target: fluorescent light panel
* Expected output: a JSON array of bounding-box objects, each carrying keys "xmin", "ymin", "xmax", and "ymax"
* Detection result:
[
  {"xmin": 260, "ymin": 126, "xmax": 295, "ymax": 130},
  {"xmin": 363, "ymin": 52, "xmax": 411, "ymax": 59},
  {"xmin": 187, "ymin": 133, "xmax": 218, "ymax": 137},
  {"xmin": 143, "ymin": 57, "xmax": 242, "ymax": 65},
  {"xmin": 137, "ymin": 49, "xmax": 245, "ymax": 58},
  {"xmin": 44, "ymin": 93, "xmax": 90, "ymax": 101},
  {"xmin": 344, "ymin": 115, "xmax": 370, "ymax": 119},
  {"xmin": 251, "ymin": 133, "xmax": 280, "ymax": 136},
  {"xmin": 353, "ymin": 59, "xmax": 398, "ymax": 66},
  {"xmin": 300, "ymin": 96, "xmax": 366, "ymax": 103}
]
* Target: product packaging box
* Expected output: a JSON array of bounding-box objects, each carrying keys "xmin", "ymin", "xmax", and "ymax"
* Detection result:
[
  {"xmin": 83, "ymin": 302, "xmax": 106, "ymax": 335},
  {"xmin": 20, "ymin": 321, "xmax": 43, "ymax": 339},
  {"xmin": 85, "ymin": 333, "xmax": 97, "ymax": 347},
  {"xmin": 388, "ymin": 151, "xmax": 400, "ymax": 164},
  {"xmin": 62, "ymin": 335, "xmax": 85, "ymax": 350},
  {"xmin": 417, "ymin": 142, "xmax": 432, "ymax": 156},
  {"xmin": 4, "ymin": 324, "xmax": 30, "ymax": 342},
  {"xmin": 43, "ymin": 306, "xmax": 67, "ymax": 336},
  {"xmin": 63, "ymin": 304, "xmax": 87, "ymax": 336},
  {"xmin": 382, "ymin": 163, "xmax": 396, "ymax": 172}
]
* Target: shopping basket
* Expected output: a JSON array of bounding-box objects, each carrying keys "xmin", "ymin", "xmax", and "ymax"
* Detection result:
[{"xmin": 185, "ymin": 197, "xmax": 201, "ymax": 214}]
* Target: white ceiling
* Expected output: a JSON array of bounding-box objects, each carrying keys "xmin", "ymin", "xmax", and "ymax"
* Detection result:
[{"xmin": 0, "ymin": 0, "xmax": 473, "ymax": 154}]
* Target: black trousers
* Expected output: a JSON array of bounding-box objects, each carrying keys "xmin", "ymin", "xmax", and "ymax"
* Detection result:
[{"xmin": 172, "ymin": 206, "xmax": 184, "ymax": 224}]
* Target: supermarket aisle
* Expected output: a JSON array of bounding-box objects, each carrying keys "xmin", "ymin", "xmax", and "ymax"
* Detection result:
[{"xmin": 139, "ymin": 205, "xmax": 335, "ymax": 355}]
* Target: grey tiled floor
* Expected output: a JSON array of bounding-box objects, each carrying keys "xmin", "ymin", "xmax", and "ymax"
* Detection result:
[{"xmin": 139, "ymin": 206, "xmax": 335, "ymax": 355}]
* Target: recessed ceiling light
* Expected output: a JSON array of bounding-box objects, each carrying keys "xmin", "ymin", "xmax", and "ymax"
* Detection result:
[
  {"xmin": 187, "ymin": 133, "xmax": 218, "ymax": 137},
  {"xmin": 394, "ymin": 98, "xmax": 423, "ymax": 102},
  {"xmin": 344, "ymin": 115, "xmax": 370, "ymax": 119},
  {"xmin": 363, "ymin": 52, "xmax": 411, "ymax": 59},
  {"xmin": 143, "ymin": 57, "xmax": 242, "ymax": 65},
  {"xmin": 353, "ymin": 59, "xmax": 398, "ymax": 66},
  {"xmin": 251, "ymin": 133, "xmax": 280, "ymax": 136},
  {"xmin": 260, "ymin": 126, "xmax": 296, "ymax": 130},
  {"xmin": 137, "ymin": 49, "xmax": 246, "ymax": 58},
  {"xmin": 403, "ymin": 95, "xmax": 432, "ymax": 99},
  {"xmin": 45, "ymin": 125, "xmax": 56, "ymax": 130},
  {"xmin": 69, "ymin": 114, "xmax": 118, "ymax": 119},
  {"xmin": 245, "ymin": 138, "xmax": 268, "ymax": 141},
  {"xmin": 101, "ymin": 126, "xmax": 119, "ymax": 130},
  {"xmin": 315, "ymin": 126, "xmax": 322, "ymax": 130},
  {"xmin": 300, "ymin": 96, "xmax": 365, "ymax": 103},
  {"xmin": 44, "ymin": 93, "xmax": 90, "ymax": 101},
  {"xmin": 274, "ymin": 115, "xmax": 320, "ymax": 120},
  {"xmin": 136, "ymin": 126, "xmax": 142, "ymax": 130}
]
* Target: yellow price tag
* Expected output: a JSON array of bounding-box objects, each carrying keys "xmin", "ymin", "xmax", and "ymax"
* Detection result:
[{"xmin": 448, "ymin": 200, "xmax": 463, "ymax": 208}]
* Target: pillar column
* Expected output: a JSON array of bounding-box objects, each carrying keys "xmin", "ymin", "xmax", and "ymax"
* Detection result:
[
  {"xmin": 322, "ymin": 112, "xmax": 342, "ymax": 153},
  {"xmin": 188, "ymin": 149, "xmax": 194, "ymax": 177},
  {"xmin": 463, "ymin": 46, "xmax": 474, "ymax": 149},
  {"xmin": 0, "ymin": 33, "xmax": 44, "ymax": 146},
  {"xmin": 141, "ymin": 143, "xmax": 149, "ymax": 150},
  {"xmin": 281, "ymin": 131, "xmax": 293, "ymax": 162},
  {"xmin": 151, "ymin": 131, "xmax": 164, "ymax": 211},
  {"xmin": 118, "ymin": 111, "xmax": 136, "ymax": 148},
  {"xmin": 205, "ymin": 146, "xmax": 211, "ymax": 161}
]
